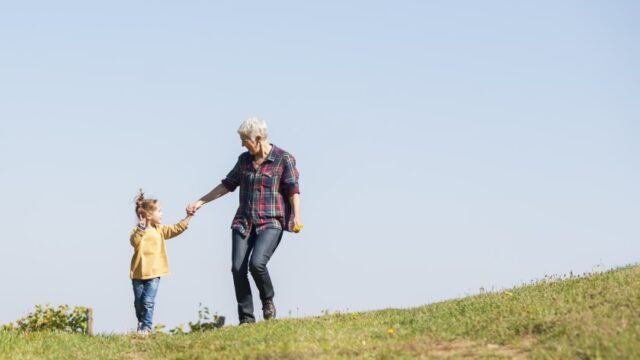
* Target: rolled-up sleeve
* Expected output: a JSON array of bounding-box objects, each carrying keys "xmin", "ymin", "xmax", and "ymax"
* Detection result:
[
  {"xmin": 221, "ymin": 157, "xmax": 242, "ymax": 192},
  {"xmin": 281, "ymin": 154, "xmax": 300, "ymax": 197},
  {"xmin": 130, "ymin": 227, "xmax": 146, "ymax": 248}
]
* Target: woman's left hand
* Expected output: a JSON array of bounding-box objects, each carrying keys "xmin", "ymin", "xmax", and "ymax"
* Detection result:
[{"xmin": 292, "ymin": 217, "xmax": 304, "ymax": 233}]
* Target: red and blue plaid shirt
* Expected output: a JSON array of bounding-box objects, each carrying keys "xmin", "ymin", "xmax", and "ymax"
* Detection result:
[{"xmin": 222, "ymin": 145, "xmax": 300, "ymax": 238}]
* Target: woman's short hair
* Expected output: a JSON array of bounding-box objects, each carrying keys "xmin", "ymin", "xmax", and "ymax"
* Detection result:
[{"xmin": 237, "ymin": 117, "xmax": 268, "ymax": 140}]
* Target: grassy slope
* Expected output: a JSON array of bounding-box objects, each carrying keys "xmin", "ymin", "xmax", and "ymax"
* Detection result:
[{"xmin": 1, "ymin": 265, "xmax": 639, "ymax": 359}]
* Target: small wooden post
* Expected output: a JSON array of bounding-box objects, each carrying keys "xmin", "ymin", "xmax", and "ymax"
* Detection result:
[{"xmin": 87, "ymin": 308, "xmax": 94, "ymax": 336}]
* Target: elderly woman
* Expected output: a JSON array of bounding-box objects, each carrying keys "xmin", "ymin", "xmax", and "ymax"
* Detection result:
[{"xmin": 188, "ymin": 117, "xmax": 301, "ymax": 324}]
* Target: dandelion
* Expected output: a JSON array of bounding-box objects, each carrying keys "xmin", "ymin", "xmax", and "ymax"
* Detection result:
[
  {"xmin": 351, "ymin": 313, "xmax": 357, "ymax": 320},
  {"xmin": 504, "ymin": 291, "xmax": 514, "ymax": 297},
  {"xmin": 387, "ymin": 327, "xmax": 395, "ymax": 335},
  {"xmin": 293, "ymin": 223, "xmax": 304, "ymax": 233}
]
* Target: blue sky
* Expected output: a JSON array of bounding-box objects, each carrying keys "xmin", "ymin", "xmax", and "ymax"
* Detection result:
[{"xmin": 1, "ymin": 1, "xmax": 638, "ymax": 333}]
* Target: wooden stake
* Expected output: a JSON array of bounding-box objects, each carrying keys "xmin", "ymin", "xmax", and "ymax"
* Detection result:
[{"xmin": 87, "ymin": 308, "xmax": 94, "ymax": 336}]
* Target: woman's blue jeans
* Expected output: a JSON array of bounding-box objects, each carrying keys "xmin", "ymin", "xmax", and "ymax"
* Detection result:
[
  {"xmin": 132, "ymin": 277, "xmax": 160, "ymax": 331},
  {"xmin": 231, "ymin": 228, "xmax": 283, "ymax": 322}
]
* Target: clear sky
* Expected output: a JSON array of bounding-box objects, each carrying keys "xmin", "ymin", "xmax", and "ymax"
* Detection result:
[{"xmin": 1, "ymin": 1, "xmax": 638, "ymax": 333}]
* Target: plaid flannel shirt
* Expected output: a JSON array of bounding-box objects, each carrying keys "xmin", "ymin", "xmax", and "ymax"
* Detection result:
[{"xmin": 221, "ymin": 145, "xmax": 300, "ymax": 238}]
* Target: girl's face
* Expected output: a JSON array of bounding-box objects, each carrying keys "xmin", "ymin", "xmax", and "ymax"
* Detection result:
[{"xmin": 148, "ymin": 205, "xmax": 163, "ymax": 226}]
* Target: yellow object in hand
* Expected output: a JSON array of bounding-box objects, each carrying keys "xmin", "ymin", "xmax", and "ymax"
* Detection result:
[{"xmin": 293, "ymin": 223, "xmax": 304, "ymax": 233}]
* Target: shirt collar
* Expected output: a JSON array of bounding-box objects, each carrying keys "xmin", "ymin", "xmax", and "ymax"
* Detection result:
[{"xmin": 266, "ymin": 144, "xmax": 278, "ymax": 163}]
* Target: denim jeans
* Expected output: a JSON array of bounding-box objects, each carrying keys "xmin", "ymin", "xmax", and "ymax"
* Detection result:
[
  {"xmin": 132, "ymin": 277, "xmax": 160, "ymax": 331},
  {"xmin": 231, "ymin": 227, "xmax": 283, "ymax": 322}
]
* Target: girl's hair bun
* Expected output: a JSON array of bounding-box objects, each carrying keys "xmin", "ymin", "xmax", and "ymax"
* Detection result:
[
  {"xmin": 136, "ymin": 189, "xmax": 145, "ymax": 207},
  {"xmin": 135, "ymin": 189, "xmax": 158, "ymax": 219}
]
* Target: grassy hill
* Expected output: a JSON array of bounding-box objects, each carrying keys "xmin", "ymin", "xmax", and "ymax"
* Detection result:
[{"xmin": 2, "ymin": 265, "xmax": 639, "ymax": 359}]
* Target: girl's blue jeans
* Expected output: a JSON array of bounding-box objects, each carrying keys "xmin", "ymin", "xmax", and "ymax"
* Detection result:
[{"xmin": 132, "ymin": 277, "xmax": 160, "ymax": 331}]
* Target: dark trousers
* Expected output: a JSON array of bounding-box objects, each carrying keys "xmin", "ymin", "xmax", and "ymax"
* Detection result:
[{"xmin": 231, "ymin": 227, "xmax": 283, "ymax": 322}]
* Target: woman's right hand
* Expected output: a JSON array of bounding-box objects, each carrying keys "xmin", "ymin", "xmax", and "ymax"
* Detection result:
[{"xmin": 186, "ymin": 201, "xmax": 203, "ymax": 215}]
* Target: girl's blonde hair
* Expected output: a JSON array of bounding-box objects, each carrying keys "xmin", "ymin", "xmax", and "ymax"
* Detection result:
[{"xmin": 135, "ymin": 189, "xmax": 158, "ymax": 219}]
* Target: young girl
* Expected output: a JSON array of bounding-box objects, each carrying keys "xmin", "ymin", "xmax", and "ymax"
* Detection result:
[{"xmin": 130, "ymin": 190, "xmax": 194, "ymax": 335}]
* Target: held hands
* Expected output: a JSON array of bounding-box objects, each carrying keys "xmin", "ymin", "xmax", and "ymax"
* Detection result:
[
  {"xmin": 185, "ymin": 201, "xmax": 200, "ymax": 220},
  {"xmin": 186, "ymin": 201, "xmax": 203, "ymax": 216}
]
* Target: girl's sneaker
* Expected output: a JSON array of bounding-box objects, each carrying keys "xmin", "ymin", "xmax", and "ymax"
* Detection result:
[
  {"xmin": 137, "ymin": 329, "xmax": 151, "ymax": 337},
  {"xmin": 137, "ymin": 322, "xmax": 143, "ymax": 332}
]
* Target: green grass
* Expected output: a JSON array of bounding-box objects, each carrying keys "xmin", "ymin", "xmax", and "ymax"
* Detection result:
[{"xmin": 2, "ymin": 265, "xmax": 640, "ymax": 359}]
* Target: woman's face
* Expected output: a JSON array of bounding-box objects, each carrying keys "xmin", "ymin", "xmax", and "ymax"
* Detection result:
[{"xmin": 241, "ymin": 135, "xmax": 260, "ymax": 155}]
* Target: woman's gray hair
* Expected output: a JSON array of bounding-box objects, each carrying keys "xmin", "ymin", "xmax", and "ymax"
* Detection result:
[{"xmin": 238, "ymin": 117, "xmax": 269, "ymax": 140}]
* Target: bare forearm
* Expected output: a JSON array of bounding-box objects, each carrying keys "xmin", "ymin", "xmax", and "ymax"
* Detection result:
[
  {"xmin": 289, "ymin": 193, "xmax": 301, "ymax": 220},
  {"xmin": 198, "ymin": 183, "xmax": 230, "ymax": 206}
]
